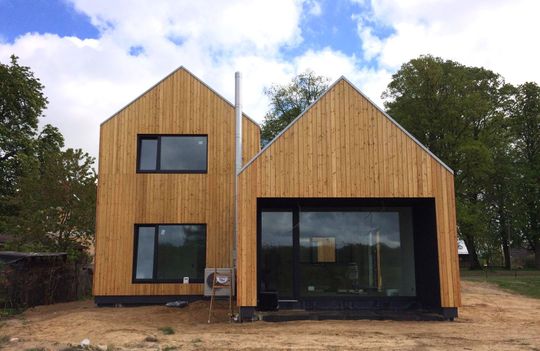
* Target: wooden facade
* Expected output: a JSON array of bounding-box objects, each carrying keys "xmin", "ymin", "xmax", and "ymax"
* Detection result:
[
  {"xmin": 94, "ymin": 68, "xmax": 460, "ymax": 316},
  {"xmin": 93, "ymin": 67, "xmax": 260, "ymax": 297},
  {"xmin": 237, "ymin": 78, "xmax": 461, "ymax": 309}
]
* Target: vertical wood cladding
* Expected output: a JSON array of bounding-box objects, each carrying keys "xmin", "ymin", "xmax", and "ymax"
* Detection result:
[
  {"xmin": 94, "ymin": 68, "xmax": 260, "ymax": 296},
  {"xmin": 237, "ymin": 79, "xmax": 460, "ymax": 308}
]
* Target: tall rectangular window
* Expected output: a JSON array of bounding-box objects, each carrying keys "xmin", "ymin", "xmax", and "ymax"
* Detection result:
[
  {"xmin": 133, "ymin": 224, "xmax": 206, "ymax": 283},
  {"xmin": 137, "ymin": 135, "xmax": 207, "ymax": 173}
]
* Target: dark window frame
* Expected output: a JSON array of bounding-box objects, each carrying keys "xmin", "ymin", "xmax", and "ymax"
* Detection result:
[
  {"xmin": 257, "ymin": 198, "xmax": 427, "ymax": 303},
  {"xmin": 136, "ymin": 134, "xmax": 208, "ymax": 173},
  {"xmin": 132, "ymin": 223, "xmax": 207, "ymax": 284}
]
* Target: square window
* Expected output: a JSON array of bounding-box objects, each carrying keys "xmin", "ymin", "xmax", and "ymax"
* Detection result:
[{"xmin": 133, "ymin": 224, "xmax": 206, "ymax": 283}]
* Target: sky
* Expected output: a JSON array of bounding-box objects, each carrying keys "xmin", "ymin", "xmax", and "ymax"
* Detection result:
[{"xmin": 1, "ymin": 0, "xmax": 540, "ymax": 160}]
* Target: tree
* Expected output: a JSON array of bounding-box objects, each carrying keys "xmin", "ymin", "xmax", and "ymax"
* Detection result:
[
  {"xmin": 0, "ymin": 55, "xmax": 48, "ymax": 220},
  {"xmin": 4, "ymin": 125, "xmax": 97, "ymax": 258},
  {"xmin": 0, "ymin": 55, "xmax": 96, "ymax": 259},
  {"xmin": 261, "ymin": 71, "xmax": 329, "ymax": 144},
  {"xmin": 483, "ymin": 93, "xmax": 520, "ymax": 269},
  {"xmin": 382, "ymin": 55, "xmax": 509, "ymax": 269},
  {"xmin": 510, "ymin": 82, "xmax": 540, "ymax": 268}
]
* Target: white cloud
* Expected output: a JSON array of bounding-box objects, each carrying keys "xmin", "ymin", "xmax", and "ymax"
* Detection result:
[
  {"xmin": 293, "ymin": 48, "xmax": 392, "ymax": 107},
  {"xmin": 0, "ymin": 0, "xmax": 310, "ymax": 159},
  {"xmin": 2, "ymin": 0, "xmax": 539, "ymax": 161},
  {"xmin": 355, "ymin": 0, "xmax": 540, "ymax": 85}
]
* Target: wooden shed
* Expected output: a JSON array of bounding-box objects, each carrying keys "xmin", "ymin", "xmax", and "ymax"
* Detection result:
[{"xmin": 94, "ymin": 69, "xmax": 460, "ymax": 320}]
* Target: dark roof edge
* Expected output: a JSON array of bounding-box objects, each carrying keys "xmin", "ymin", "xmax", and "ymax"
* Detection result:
[
  {"xmin": 240, "ymin": 76, "xmax": 453, "ymax": 175},
  {"xmin": 99, "ymin": 66, "xmax": 261, "ymax": 129}
]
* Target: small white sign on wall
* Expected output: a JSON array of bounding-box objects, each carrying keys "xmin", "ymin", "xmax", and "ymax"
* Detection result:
[{"xmin": 183, "ymin": 277, "xmax": 190, "ymax": 284}]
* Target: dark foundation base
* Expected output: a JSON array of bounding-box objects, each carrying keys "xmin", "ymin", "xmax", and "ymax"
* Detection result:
[
  {"xmin": 239, "ymin": 306, "xmax": 256, "ymax": 322},
  {"xmin": 94, "ymin": 295, "xmax": 204, "ymax": 306},
  {"xmin": 440, "ymin": 307, "xmax": 458, "ymax": 321}
]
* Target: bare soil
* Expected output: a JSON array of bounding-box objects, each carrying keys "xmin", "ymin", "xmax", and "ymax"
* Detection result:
[{"xmin": 1, "ymin": 281, "xmax": 539, "ymax": 350}]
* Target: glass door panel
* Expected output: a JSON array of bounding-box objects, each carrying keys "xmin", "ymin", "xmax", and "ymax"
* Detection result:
[
  {"xmin": 299, "ymin": 210, "xmax": 415, "ymax": 297},
  {"xmin": 260, "ymin": 211, "xmax": 294, "ymax": 299}
]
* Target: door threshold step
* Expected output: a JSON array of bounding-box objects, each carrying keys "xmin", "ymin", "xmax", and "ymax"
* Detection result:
[{"xmin": 256, "ymin": 309, "xmax": 446, "ymax": 322}]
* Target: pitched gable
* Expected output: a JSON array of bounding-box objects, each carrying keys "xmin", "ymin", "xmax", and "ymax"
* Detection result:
[
  {"xmin": 239, "ymin": 77, "xmax": 452, "ymax": 198},
  {"xmin": 100, "ymin": 66, "xmax": 260, "ymax": 130}
]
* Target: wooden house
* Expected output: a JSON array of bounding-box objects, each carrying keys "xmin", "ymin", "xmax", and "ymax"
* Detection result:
[{"xmin": 94, "ymin": 67, "xmax": 460, "ymax": 320}]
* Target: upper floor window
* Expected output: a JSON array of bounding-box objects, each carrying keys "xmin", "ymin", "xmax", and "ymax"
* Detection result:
[{"xmin": 137, "ymin": 135, "xmax": 207, "ymax": 173}]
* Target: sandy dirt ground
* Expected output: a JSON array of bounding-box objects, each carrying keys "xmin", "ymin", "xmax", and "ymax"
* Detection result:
[{"xmin": 1, "ymin": 281, "xmax": 539, "ymax": 350}]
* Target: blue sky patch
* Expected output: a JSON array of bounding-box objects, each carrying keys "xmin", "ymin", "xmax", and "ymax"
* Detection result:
[
  {"xmin": 280, "ymin": 0, "xmax": 395, "ymax": 70},
  {"xmin": 167, "ymin": 34, "xmax": 186, "ymax": 46},
  {"xmin": 129, "ymin": 45, "xmax": 145, "ymax": 57},
  {"xmin": 282, "ymin": 1, "xmax": 365, "ymax": 60},
  {"xmin": 0, "ymin": 0, "xmax": 99, "ymax": 42}
]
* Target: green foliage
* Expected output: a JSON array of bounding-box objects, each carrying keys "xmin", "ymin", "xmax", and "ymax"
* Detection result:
[
  {"xmin": 509, "ymin": 82, "xmax": 540, "ymax": 267},
  {"xmin": 0, "ymin": 55, "xmax": 96, "ymax": 260},
  {"xmin": 158, "ymin": 326, "xmax": 175, "ymax": 335},
  {"xmin": 4, "ymin": 130, "xmax": 96, "ymax": 258},
  {"xmin": 261, "ymin": 71, "xmax": 329, "ymax": 144},
  {"xmin": 0, "ymin": 55, "xmax": 48, "ymax": 231},
  {"xmin": 383, "ymin": 55, "xmax": 513, "ymax": 268}
]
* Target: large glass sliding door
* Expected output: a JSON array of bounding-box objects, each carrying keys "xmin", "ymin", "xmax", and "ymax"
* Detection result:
[{"xmin": 259, "ymin": 202, "xmax": 417, "ymax": 303}]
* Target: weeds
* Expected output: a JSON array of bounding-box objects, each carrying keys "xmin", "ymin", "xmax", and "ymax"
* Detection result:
[
  {"xmin": 0, "ymin": 335, "xmax": 10, "ymax": 345},
  {"xmin": 0, "ymin": 307, "xmax": 24, "ymax": 319}
]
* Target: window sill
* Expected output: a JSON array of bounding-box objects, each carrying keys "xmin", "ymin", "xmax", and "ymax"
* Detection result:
[
  {"xmin": 136, "ymin": 170, "xmax": 208, "ymax": 174},
  {"xmin": 132, "ymin": 280, "xmax": 204, "ymax": 284}
]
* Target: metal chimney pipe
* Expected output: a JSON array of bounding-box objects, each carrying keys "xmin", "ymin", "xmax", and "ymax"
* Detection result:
[
  {"xmin": 233, "ymin": 72, "xmax": 242, "ymax": 271},
  {"xmin": 235, "ymin": 72, "xmax": 242, "ymax": 175}
]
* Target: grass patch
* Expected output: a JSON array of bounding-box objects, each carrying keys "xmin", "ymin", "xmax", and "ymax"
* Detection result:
[
  {"xmin": 0, "ymin": 307, "xmax": 24, "ymax": 319},
  {"xmin": 462, "ymin": 269, "xmax": 540, "ymax": 299},
  {"xmin": 158, "ymin": 326, "xmax": 175, "ymax": 335}
]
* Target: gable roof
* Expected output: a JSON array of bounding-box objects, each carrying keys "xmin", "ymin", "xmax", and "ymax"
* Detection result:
[
  {"xmin": 100, "ymin": 66, "xmax": 260, "ymax": 129},
  {"xmin": 240, "ymin": 76, "xmax": 453, "ymax": 175}
]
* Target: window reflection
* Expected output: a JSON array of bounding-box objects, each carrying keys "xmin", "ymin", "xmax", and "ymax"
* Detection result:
[
  {"xmin": 135, "ymin": 227, "xmax": 155, "ymax": 279},
  {"xmin": 156, "ymin": 225, "xmax": 206, "ymax": 280},
  {"xmin": 160, "ymin": 136, "xmax": 207, "ymax": 171},
  {"xmin": 133, "ymin": 224, "xmax": 206, "ymax": 282},
  {"xmin": 260, "ymin": 212, "xmax": 293, "ymax": 297},
  {"xmin": 299, "ymin": 209, "xmax": 415, "ymax": 297},
  {"xmin": 138, "ymin": 138, "xmax": 158, "ymax": 170}
]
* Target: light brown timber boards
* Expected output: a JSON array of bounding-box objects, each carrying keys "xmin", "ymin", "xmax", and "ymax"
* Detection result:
[
  {"xmin": 238, "ymin": 79, "xmax": 460, "ymax": 308},
  {"xmin": 94, "ymin": 68, "xmax": 260, "ymax": 296}
]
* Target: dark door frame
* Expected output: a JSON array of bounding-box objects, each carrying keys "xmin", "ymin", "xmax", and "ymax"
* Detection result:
[{"xmin": 256, "ymin": 197, "xmax": 442, "ymax": 311}]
